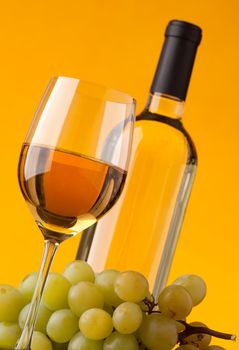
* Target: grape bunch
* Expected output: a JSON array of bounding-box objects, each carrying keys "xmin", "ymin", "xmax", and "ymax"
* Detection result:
[{"xmin": 0, "ymin": 260, "xmax": 235, "ymax": 350}]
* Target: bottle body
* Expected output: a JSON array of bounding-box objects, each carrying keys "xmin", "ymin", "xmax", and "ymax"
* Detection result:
[
  {"xmin": 77, "ymin": 20, "xmax": 202, "ymax": 295},
  {"xmin": 86, "ymin": 94, "xmax": 197, "ymax": 296}
]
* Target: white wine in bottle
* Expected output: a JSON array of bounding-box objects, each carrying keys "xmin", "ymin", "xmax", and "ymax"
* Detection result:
[{"xmin": 77, "ymin": 20, "xmax": 202, "ymax": 297}]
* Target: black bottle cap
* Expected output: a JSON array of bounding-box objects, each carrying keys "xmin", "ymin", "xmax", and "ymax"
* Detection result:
[
  {"xmin": 150, "ymin": 20, "xmax": 202, "ymax": 100},
  {"xmin": 166, "ymin": 20, "xmax": 202, "ymax": 45}
]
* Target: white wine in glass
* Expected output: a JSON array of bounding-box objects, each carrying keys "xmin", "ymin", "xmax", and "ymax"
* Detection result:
[
  {"xmin": 16, "ymin": 77, "xmax": 135, "ymax": 350},
  {"xmin": 19, "ymin": 144, "xmax": 127, "ymax": 240}
]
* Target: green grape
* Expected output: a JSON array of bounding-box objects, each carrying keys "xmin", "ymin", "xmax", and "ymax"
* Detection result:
[
  {"xmin": 184, "ymin": 322, "xmax": 211, "ymax": 349},
  {"xmin": 68, "ymin": 281, "xmax": 104, "ymax": 317},
  {"xmin": 207, "ymin": 346, "xmax": 226, "ymax": 350},
  {"xmin": 63, "ymin": 260, "xmax": 95, "ymax": 285},
  {"xmin": 31, "ymin": 331, "xmax": 53, "ymax": 350},
  {"xmin": 138, "ymin": 292, "xmax": 154, "ymax": 312},
  {"xmin": 0, "ymin": 285, "xmax": 24, "ymax": 322},
  {"xmin": 158, "ymin": 285, "xmax": 193, "ymax": 320},
  {"xmin": 175, "ymin": 321, "xmax": 186, "ymax": 333},
  {"xmin": 112, "ymin": 302, "xmax": 143, "ymax": 334},
  {"xmin": 114, "ymin": 271, "xmax": 149, "ymax": 303},
  {"xmin": 79, "ymin": 308, "xmax": 113, "ymax": 340},
  {"xmin": 68, "ymin": 331, "xmax": 103, "ymax": 350},
  {"xmin": 46, "ymin": 309, "xmax": 78, "ymax": 343},
  {"xmin": 145, "ymin": 292, "xmax": 155, "ymax": 303},
  {"xmin": 134, "ymin": 323, "xmax": 142, "ymax": 343},
  {"xmin": 0, "ymin": 322, "xmax": 21, "ymax": 349},
  {"xmin": 52, "ymin": 342, "xmax": 69, "ymax": 350},
  {"xmin": 95, "ymin": 270, "xmax": 122, "ymax": 307},
  {"xmin": 42, "ymin": 273, "xmax": 71, "ymax": 311},
  {"xmin": 138, "ymin": 300, "xmax": 149, "ymax": 312},
  {"xmin": 173, "ymin": 275, "xmax": 207, "ymax": 306},
  {"xmin": 103, "ymin": 304, "xmax": 114, "ymax": 316},
  {"xmin": 139, "ymin": 313, "xmax": 178, "ymax": 350},
  {"xmin": 176, "ymin": 345, "xmax": 198, "ymax": 350},
  {"xmin": 19, "ymin": 303, "xmax": 52, "ymax": 333},
  {"xmin": 103, "ymin": 332, "xmax": 139, "ymax": 350},
  {"xmin": 19, "ymin": 272, "xmax": 38, "ymax": 304}
]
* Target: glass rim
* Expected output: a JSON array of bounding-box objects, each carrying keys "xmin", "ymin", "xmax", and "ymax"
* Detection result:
[{"xmin": 50, "ymin": 76, "xmax": 136, "ymax": 106}]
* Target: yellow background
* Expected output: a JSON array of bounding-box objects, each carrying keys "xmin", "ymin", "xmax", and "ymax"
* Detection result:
[{"xmin": 0, "ymin": 0, "xmax": 238, "ymax": 348}]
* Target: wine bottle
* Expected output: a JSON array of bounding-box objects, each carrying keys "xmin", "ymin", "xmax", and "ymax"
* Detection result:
[{"xmin": 77, "ymin": 20, "xmax": 202, "ymax": 297}]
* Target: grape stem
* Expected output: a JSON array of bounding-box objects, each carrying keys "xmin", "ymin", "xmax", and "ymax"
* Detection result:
[
  {"xmin": 143, "ymin": 296, "xmax": 158, "ymax": 313},
  {"xmin": 143, "ymin": 297, "xmax": 236, "ymax": 343},
  {"xmin": 178, "ymin": 321, "xmax": 236, "ymax": 343}
]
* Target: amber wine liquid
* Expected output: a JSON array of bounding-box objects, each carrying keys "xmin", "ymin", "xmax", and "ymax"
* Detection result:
[{"xmin": 18, "ymin": 144, "xmax": 126, "ymax": 241}]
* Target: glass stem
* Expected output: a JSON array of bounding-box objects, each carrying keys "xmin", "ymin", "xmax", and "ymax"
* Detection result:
[{"xmin": 15, "ymin": 240, "xmax": 59, "ymax": 350}]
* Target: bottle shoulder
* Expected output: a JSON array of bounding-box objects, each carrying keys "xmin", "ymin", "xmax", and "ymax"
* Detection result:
[{"xmin": 134, "ymin": 111, "xmax": 197, "ymax": 165}]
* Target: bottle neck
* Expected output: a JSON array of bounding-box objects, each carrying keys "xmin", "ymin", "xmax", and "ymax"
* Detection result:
[{"xmin": 145, "ymin": 93, "xmax": 184, "ymax": 120}]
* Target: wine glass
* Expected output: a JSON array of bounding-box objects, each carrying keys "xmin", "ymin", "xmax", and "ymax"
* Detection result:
[{"xmin": 16, "ymin": 77, "xmax": 135, "ymax": 350}]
